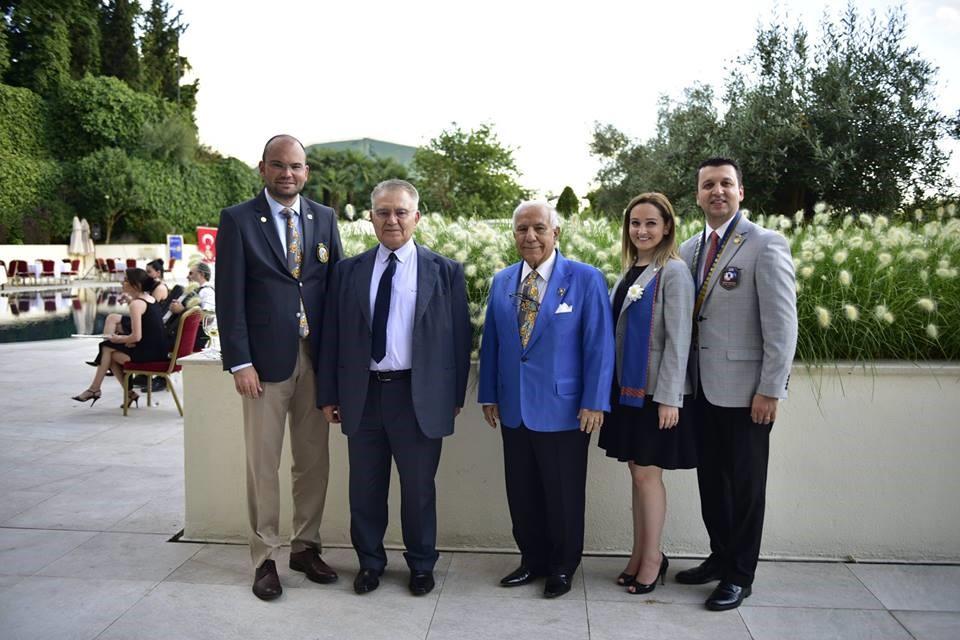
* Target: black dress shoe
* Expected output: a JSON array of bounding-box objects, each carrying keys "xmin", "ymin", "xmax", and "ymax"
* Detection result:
[
  {"xmin": 543, "ymin": 573, "xmax": 573, "ymax": 598},
  {"xmin": 675, "ymin": 559, "xmax": 723, "ymax": 585},
  {"xmin": 252, "ymin": 559, "xmax": 282, "ymax": 600},
  {"xmin": 289, "ymin": 548, "xmax": 338, "ymax": 584},
  {"xmin": 706, "ymin": 581, "xmax": 751, "ymax": 611},
  {"xmin": 408, "ymin": 570, "xmax": 435, "ymax": 596},
  {"xmin": 353, "ymin": 568, "xmax": 383, "ymax": 594},
  {"xmin": 500, "ymin": 565, "xmax": 539, "ymax": 587}
]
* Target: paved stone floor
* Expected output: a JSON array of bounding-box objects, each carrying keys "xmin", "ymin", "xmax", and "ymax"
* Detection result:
[{"xmin": 1, "ymin": 338, "xmax": 959, "ymax": 639}]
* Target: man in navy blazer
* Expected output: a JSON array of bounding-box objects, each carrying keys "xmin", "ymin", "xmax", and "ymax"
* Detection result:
[
  {"xmin": 478, "ymin": 201, "xmax": 615, "ymax": 598},
  {"xmin": 216, "ymin": 135, "xmax": 342, "ymax": 600},
  {"xmin": 318, "ymin": 180, "xmax": 471, "ymax": 597}
]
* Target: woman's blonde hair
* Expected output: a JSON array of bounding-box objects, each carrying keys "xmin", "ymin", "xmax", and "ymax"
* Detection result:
[{"xmin": 620, "ymin": 192, "xmax": 679, "ymax": 272}]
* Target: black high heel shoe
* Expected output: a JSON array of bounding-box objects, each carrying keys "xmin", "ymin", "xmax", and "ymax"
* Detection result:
[
  {"xmin": 616, "ymin": 571, "xmax": 637, "ymax": 586},
  {"xmin": 72, "ymin": 389, "xmax": 102, "ymax": 406},
  {"xmin": 121, "ymin": 390, "xmax": 140, "ymax": 409},
  {"xmin": 627, "ymin": 554, "xmax": 669, "ymax": 595}
]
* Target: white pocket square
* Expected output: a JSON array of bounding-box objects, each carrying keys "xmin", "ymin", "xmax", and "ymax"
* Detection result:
[{"xmin": 555, "ymin": 302, "xmax": 573, "ymax": 314}]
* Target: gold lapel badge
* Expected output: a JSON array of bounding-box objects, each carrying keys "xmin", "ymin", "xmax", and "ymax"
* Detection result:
[
  {"xmin": 733, "ymin": 234, "xmax": 744, "ymax": 245},
  {"xmin": 317, "ymin": 242, "xmax": 329, "ymax": 263}
]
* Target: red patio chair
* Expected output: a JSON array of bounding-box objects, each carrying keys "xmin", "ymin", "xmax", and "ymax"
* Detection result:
[
  {"xmin": 106, "ymin": 258, "xmax": 124, "ymax": 279},
  {"xmin": 40, "ymin": 259, "xmax": 56, "ymax": 281},
  {"xmin": 121, "ymin": 307, "xmax": 202, "ymax": 416},
  {"xmin": 167, "ymin": 258, "xmax": 176, "ymax": 273},
  {"xmin": 125, "ymin": 258, "xmax": 137, "ymax": 269},
  {"xmin": 62, "ymin": 259, "xmax": 80, "ymax": 278},
  {"xmin": 15, "ymin": 260, "xmax": 32, "ymax": 285}
]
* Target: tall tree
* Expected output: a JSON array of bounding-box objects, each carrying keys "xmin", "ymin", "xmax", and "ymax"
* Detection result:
[
  {"xmin": 412, "ymin": 123, "xmax": 529, "ymax": 217},
  {"xmin": 589, "ymin": 3, "xmax": 957, "ymax": 216},
  {"xmin": 99, "ymin": 0, "xmax": 141, "ymax": 89},
  {"xmin": 141, "ymin": 0, "xmax": 193, "ymax": 108},
  {"xmin": 67, "ymin": 0, "xmax": 101, "ymax": 78},
  {"xmin": 3, "ymin": 0, "xmax": 71, "ymax": 94},
  {"xmin": 0, "ymin": 14, "xmax": 10, "ymax": 79}
]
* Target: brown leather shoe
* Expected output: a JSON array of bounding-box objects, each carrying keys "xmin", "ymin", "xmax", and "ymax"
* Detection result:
[
  {"xmin": 289, "ymin": 548, "xmax": 338, "ymax": 584},
  {"xmin": 253, "ymin": 559, "xmax": 282, "ymax": 600}
]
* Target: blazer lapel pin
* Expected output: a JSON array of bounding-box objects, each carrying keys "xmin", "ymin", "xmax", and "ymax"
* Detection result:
[
  {"xmin": 317, "ymin": 242, "xmax": 329, "ymax": 263},
  {"xmin": 733, "ymin": 234, "xmax": 744, "ymax": 245},
  {"xmin": 557, "ymin": 287, "xmax": 566, "ymax": 298},
  {"xmin": 260, "ymin": 216, "xmax": 267, "ymax": 223},
  {"xmin": 307, "ymin": 213, "xmax": 313, "ymax": 220}
]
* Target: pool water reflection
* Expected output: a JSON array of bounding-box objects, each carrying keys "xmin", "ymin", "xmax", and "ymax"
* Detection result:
[{"xmin": 0, "ymin": 286, "xmax": 124, "ymax": 343}]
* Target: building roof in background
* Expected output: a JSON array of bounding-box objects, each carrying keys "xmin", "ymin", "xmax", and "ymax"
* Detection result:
[{"xmin": 306, "ymin": 138, "xmax": 417, "ymax": 166}]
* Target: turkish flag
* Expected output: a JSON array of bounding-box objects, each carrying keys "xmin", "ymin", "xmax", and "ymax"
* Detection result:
[{"xmin": 197, "ymin": 226, "xmax": 218, "ymax": 262}]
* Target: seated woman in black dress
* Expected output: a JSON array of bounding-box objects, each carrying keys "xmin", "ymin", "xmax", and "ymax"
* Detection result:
[
  {"xmin": 73, "ymin": 268, "xmax": 167, "ymax": 408},
  {"xmin": 145, "ymin": 258, "xmax": 170, "ymax": 307},
  {"xmin": 598, "ymin": 192, "xmax": 696, "ymax": 594}
]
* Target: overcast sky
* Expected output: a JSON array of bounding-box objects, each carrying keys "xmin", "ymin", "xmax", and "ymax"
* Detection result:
[{"xmin": 173, "ymin": 0, "xmax": 960, "ymax": 199}]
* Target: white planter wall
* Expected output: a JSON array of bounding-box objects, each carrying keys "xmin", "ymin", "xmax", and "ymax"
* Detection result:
[{"xmin": 181, "ymin": 359, "xmax": 960, "ymax": 562}]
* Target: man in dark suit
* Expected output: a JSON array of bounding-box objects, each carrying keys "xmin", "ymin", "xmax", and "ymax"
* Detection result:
[
  {"xmin": 318, "ymin": 179, "xmax": 471, "ymax": 597},
  {"xmin": 676, "ymin": 157, "xmax": 797, "ymax": 610},
  {"xmin": 216, "ymin": 134, "xmax": 343, "ymax": 601},
  {"xmin": 478, "ymin": 202, "xmax": 615, "ymax": 598}
]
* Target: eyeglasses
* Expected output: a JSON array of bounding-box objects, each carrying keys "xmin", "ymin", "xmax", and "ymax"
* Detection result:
[{"xmin": 509, "ymin": 291, "xmax": 539, "ymax": 310}]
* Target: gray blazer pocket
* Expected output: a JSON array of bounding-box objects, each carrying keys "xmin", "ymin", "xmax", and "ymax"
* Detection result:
[{"xmin": 726, "ymin": 349, "xmax": 762, "ymax": 361}]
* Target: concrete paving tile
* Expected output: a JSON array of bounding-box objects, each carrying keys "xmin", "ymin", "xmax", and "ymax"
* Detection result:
[
  {"xmin": 429, "ymin": 594, "xmax": 589, "ymax": 639},
  {"xmin": 441, "ymin": 551, "xmax": 584, "ymax": 600},
  {"xmin": 4, "ymin": 491, "xmax": 148, "ymax": 530},
  {"xmin": 0, "ymin": 489, "xmax": 56, "ymax": 522},
  {"xmin": 739, "ymin": 607, "xmax": 913, "ymax": 640},
  {"xmin": 746, "ymin": 561, "xmax": 885, "ymax": 609},
  {"xmin": 587, "ymin": 601, "xmax": 751, "ymax": 640},
  {"xmin": 108, "ymin": 496, "xmax": 184, "ymax": 534},
  {"xmin": 86, "ymin": 422, "xmax": 184, "ymax": 446},
  {"xmin": 61, "ymin": 464, "xmax": 183, "ymax": 500},
  {"xmin": 165, "ymin": 544, "xmax": 306, "ymax": 588},
  {"xmin": 0, "ymin": 421, "xmax": 116, "ymax": 442},
  {"xmin": 892, "ymin": 611, "xmax": 960, "ymax": 640},
  {"xmin": 0, "ymin": 574, "xmax": 24, "ymax": 591},
  {"xmin": 0, "ymin": 575, "xmax": 154, "ymax": 640},
  {"xmin": 42, "ymin": 439, "xmax": 183, "ymax": 469},
  {"xmin": 849, "ymin": 564, "xmax": 960, "ymax": 612},
  {"xmin": 0, "ymin": 436, "xmax": 73, "ymax": 463},
  {"xmin": 582, "ymin": 555, "xmax": 709, "ymax": 604},
  {"xmin": 99, "ymin": 580, "xmax": 438, "ymax": 640},
  {"xmin": 0, "ymin": 528, "xmax": 97, "ymax": 575},
  {"xmin": 0, "ymin": 462, "xmax": 106, "ymax": 493},
  {"xmin": 37, "ymin": 531, "xmax": 203, "ymax": 581}
]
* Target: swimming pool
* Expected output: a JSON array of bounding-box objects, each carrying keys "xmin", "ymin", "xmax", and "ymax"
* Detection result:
[{"xmin": 0, "ymin": 286, "xmax": 124, "ymax": 343}]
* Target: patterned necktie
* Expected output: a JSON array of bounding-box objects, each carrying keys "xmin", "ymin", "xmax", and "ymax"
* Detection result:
[
  {"xmin": 371, "ymin": 252, "xmax": 398, "ymax": 363},
  {"xmin": 701, "ymin": 231, "xmax": 719, "ymax": 286},
  {"xmin": 518, "ymin": 270, "xmax": 540, "ymax": 348},
  {"xmin": 281, "ymin": 207, "xmax": 309, "ymax": 337}
]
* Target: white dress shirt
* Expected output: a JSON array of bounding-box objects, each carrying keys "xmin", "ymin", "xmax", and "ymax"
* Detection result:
[
  {"xmin": 263, "ymin": 190, "xmax": 302, "ymax": 254},
  {"xmin": 519, "ymin": 248, "xmax": 558, "ymax": 304},
  {"xmin": 369, "ymin": 239, "xmax": 418, "ymax": 371}
]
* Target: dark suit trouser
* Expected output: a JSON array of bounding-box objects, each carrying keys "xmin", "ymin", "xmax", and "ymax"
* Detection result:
[
  {"xmin": 501, "ymin": 424, "xmax": 590, "ymax": 576},
  {"xmin": 348, "ymin": 376, "xmax": 442, "ymax": 573},
  {"xmin": 693, "ymin": 391, "xmax": 771, "ymax": 587}
]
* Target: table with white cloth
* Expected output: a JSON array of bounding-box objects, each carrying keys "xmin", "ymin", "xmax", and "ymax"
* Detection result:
[{"xmin": 26, "ymin": 261, "xmax": 63, "ymax": 279}]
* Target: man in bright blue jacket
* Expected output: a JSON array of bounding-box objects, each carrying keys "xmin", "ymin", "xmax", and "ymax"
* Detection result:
[{"xmin": 478, "ymin": 201, "xmax": 615, "ymax": 598}]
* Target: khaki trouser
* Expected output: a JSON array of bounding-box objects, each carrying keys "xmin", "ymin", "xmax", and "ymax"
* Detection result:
[{"xmin": 242, "ymin": 339, "xmax": 329, "ymax": 569}]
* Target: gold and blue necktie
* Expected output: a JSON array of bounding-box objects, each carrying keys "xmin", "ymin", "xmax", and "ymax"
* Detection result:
[
  {"xmin": 518, "ymin": 270, "xmax": 539, "ymax": 348},
  {"xmin": 281, "ymin": 207, "xmax": 309, "ymax": 338}
]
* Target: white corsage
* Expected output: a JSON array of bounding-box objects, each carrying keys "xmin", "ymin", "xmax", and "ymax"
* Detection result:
[{"xmin": 626, "ymin": 284, "xmax": 644, "ymax": 302}]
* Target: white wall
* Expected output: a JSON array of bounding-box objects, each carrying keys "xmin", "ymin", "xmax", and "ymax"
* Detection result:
[{"xmin": 182, "ymin": 360, "xmax": 960, "ymax": 562}]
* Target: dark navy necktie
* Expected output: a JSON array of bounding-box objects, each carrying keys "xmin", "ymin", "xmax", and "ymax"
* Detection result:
[{"xmin": 371, "ymin": 252, "xmax": 398, "ymax": 363}]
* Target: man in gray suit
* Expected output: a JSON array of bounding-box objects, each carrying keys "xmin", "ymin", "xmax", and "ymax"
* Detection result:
[
  {"xmin": 318, "ymin": 179, "xmax": 471, "ymax": 597},
  {"xmin": 676, "ymin": 157, "xmax": 797, "ymax": 610}
]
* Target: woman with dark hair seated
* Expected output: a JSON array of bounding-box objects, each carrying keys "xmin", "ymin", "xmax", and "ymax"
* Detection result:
[
  {"xmin": 72, "ymin": 268, "xmax": 167, "ymax": 408},
  {"xmin": 145, "ymin": 258, "xmax": 170, "ymax": 305}
]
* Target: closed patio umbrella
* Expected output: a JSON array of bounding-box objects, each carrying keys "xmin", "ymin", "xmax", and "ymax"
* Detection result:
[{"xmin": 68, "ymin": 216, "xmax": 84, "ymax": 255}]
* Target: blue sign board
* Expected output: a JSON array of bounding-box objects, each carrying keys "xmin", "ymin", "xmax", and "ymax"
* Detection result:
[{"xmin": 167, "ymin": 234, "xmax": 184, "ymax": 260}]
